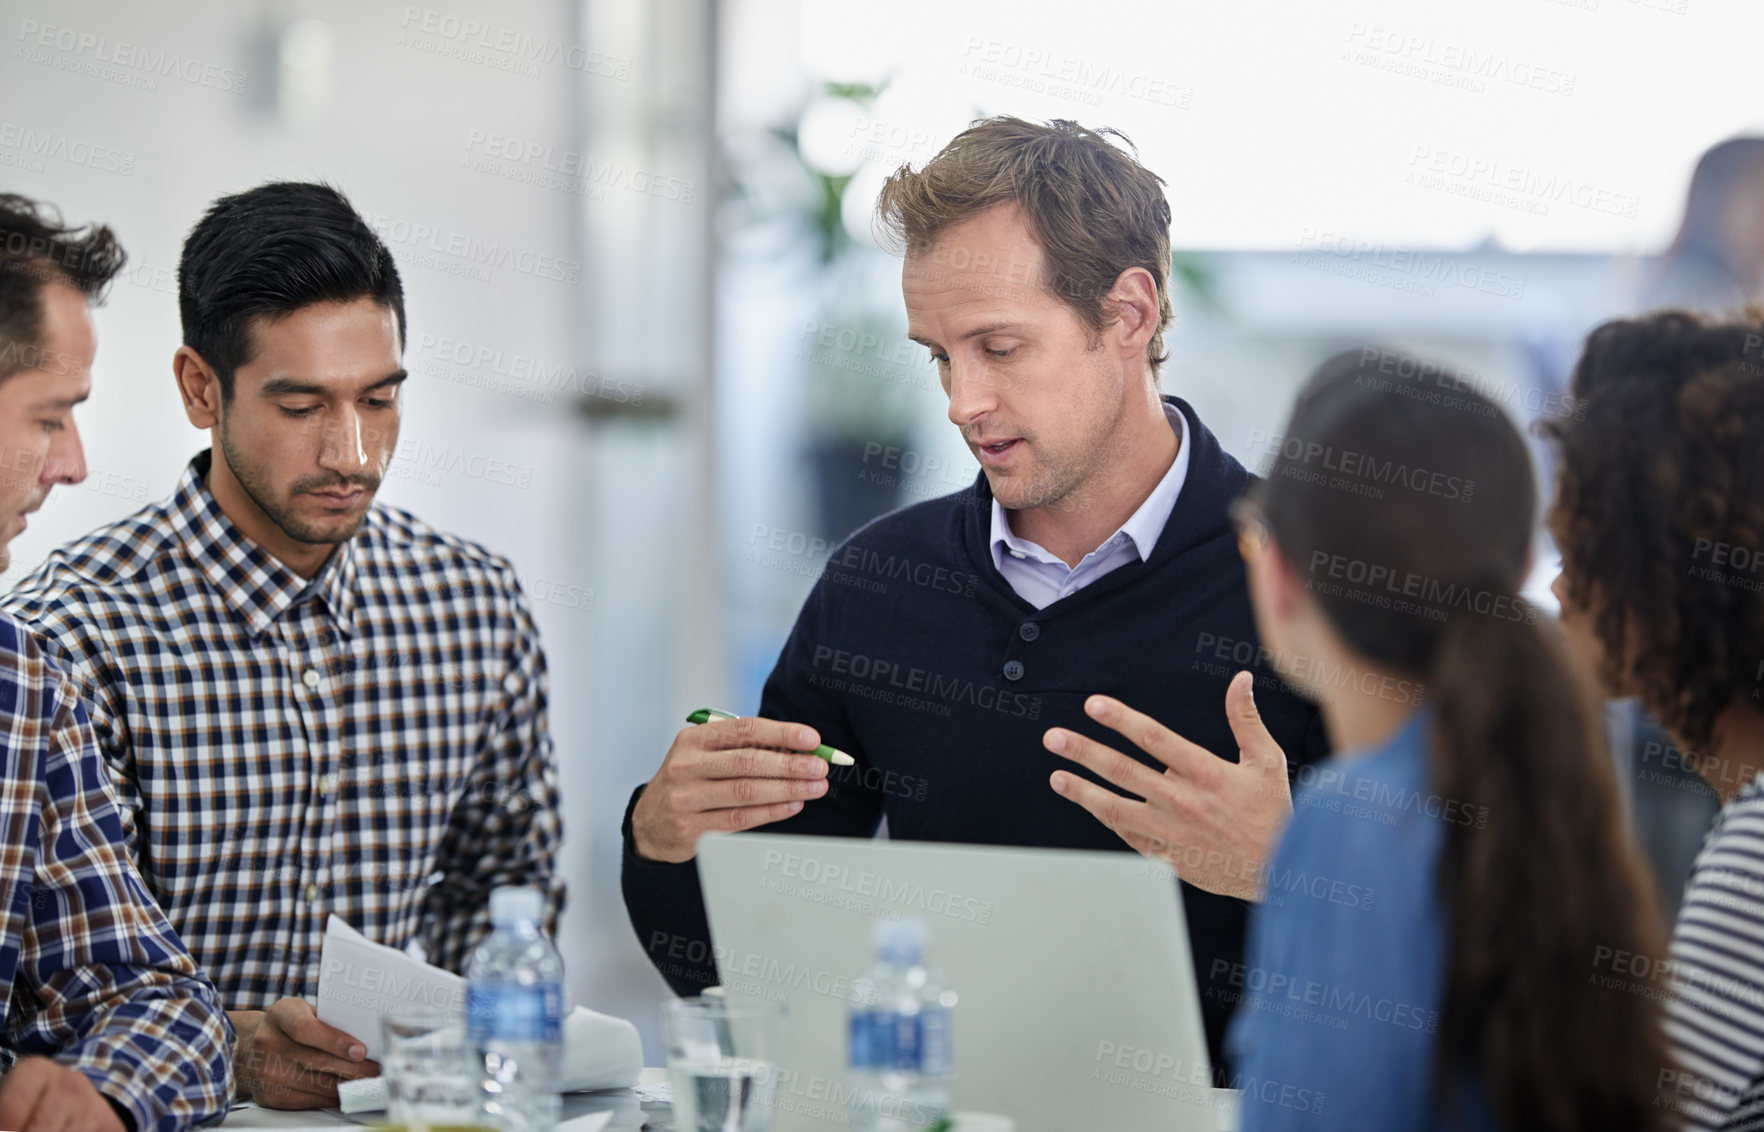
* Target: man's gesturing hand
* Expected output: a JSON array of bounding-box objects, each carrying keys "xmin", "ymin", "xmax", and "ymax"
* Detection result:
[
  {"xmin": 0, "ymin": 1057, "xmax": 127, "ymax": 1132},
  {"xmin": 231, "ymin": 999, "xmax": 378, "ymax": 1109},
  {"xmin": 632, "ymin": 716, "xmax": 832, "ymax": 863},
  {"xmin": 1045, "ymin": 671, "xmax": 1293, "ymax": 901}
]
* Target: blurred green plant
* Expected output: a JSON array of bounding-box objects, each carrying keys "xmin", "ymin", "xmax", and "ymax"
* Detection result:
[{"xmin": 768, "ymin": 80, "xmax": 883, "ymax": 266}]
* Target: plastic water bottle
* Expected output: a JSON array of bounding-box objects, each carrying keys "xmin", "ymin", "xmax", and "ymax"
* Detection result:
[
  {"xmin": 845, "ymin": 918, "xmax": 954, "ymax": 1132},
  {"xmin": 467, "ymin": 886, "xmax": 565, "ymax": 1132}
]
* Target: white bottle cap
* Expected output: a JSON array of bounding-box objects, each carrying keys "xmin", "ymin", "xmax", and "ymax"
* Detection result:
[
  {"xmin": 489, "ymin": 885, "xmax": 544, "ymax": 928},
  {"xmin": 873, "ymin": 916, "xmax": 927, "ymax": 964}
]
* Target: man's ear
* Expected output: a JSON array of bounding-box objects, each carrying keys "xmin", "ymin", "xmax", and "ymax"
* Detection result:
[
  {"xmin": 1105, "ymin": 266, "xmax": 1160, "ymax": 364},
  {"xmin": 173, "ymin": 347, "xmax": 224, "ymax": 429}
]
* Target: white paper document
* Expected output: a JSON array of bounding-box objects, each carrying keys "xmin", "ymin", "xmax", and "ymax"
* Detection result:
[{"xmin": 315, "ymin": 915, "xmax": 642, "ymax": 1114}]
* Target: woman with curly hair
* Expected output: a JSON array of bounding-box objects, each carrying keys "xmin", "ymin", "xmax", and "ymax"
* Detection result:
[{"xmin": 1544, "ymin": 309, "xmax": 1764, "ymax": 1131}]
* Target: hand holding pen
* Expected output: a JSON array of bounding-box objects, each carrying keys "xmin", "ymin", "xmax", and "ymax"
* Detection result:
[
  {"xmin": 629, "ymin": 709, "xmax": 852, "ymax": 864},
  {"xmin": 685, "ymin": 708, "xmax": 855, "ymax": 765}
]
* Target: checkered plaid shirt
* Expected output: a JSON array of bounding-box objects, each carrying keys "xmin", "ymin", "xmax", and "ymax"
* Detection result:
[
  {"xmin": 0, "ymin": 611, "xmax": 230, "ymax": 1131},
  {"xmin": 3, "ymin": 451, "xmax": 563, "ymax": 1013}
]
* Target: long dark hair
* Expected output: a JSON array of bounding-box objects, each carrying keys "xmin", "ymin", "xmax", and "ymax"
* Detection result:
[{"xmin": 1257, "ymin": 349, "xmax": 1672, "ymax": 1131}]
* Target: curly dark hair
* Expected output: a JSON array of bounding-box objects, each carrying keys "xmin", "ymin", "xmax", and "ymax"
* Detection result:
[{"xmin": 1542, "ymin": 309, "xmax": 1764, "ymax": 755}]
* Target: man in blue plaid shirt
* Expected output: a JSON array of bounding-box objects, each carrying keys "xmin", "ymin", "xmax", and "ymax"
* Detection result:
[
  {"xmin": 0, "ymin": 196, "xmax": 231, "ymax": 1130},
  {"xmin": 5, "ymin": 182, "xmax": 564, "ymax": 1110}
]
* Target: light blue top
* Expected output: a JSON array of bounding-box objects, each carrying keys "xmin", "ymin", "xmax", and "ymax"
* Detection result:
[{"xmin": 1227, "ymin": 709, "xmax": 1496, "ymax": 1131}]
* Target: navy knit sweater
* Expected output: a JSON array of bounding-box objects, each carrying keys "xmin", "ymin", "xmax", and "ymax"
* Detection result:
[{"xmin": 622, "ymin": 397, "xmax": 1331, "ymax": 1071}]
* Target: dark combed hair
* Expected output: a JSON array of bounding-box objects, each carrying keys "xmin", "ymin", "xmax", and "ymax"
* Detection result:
[
  {"xmin": 1542, "ymin": 309, "xmax": 1764, "ymax": 755},
  {"xmin": 178, "ymin": 181, "xmax": 405, "ymax": 398},
  {"xmin": 1261, "ymin": 349, "xmax": 1672, "ymax": 1131},
  {"xmin": 0, "ymin": 193, "xmax": 127, "ymax": 378},
  {"xmin": 873, "ymin": 116, "xmax": 1174, "ymax": 374}
]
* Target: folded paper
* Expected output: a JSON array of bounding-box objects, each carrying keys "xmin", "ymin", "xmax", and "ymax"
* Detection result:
[{"xmin": 317, "ymin": 915, "xmax": 642, "ymax": 1113}]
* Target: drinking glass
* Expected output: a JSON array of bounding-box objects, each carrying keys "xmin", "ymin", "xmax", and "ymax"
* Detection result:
[
  {"xmin": 662, "ymin": 997, "xmax": 782, "ymax": 1132},
  {"xmin": 381, "ymin": 1008, "xmax": 482, "ymax": 1128}
]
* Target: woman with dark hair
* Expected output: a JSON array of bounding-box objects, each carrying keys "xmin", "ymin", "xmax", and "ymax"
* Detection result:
[
  {"xmin": 1627, "ymin": 138, "xmax": 1764, "ymax": 929},
  {"xmin": 1224, "ymin": 349, "xmax": 1673, "ymax": 1130},
  {"xmin": 1543, "ymin": 309, "xmax": 1764, "ymax": 1131}
]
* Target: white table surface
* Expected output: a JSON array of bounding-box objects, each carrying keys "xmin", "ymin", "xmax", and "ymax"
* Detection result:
[
  {"xmin": 220, "ymin": 1068, "xmax": 1238, "ymax": 1131},
  {"xmin": 220, "ymin": 1068, "xmax": 667, "ymax": 1129}
]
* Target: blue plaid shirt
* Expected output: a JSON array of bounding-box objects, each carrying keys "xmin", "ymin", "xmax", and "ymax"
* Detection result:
[
  {"xmin": 0, "ymin": 611, "xmax": 231, "ymax": 1130},
  {"xmin": 3, "ymin": 451, "xmax": 563, "ymax": 1012}
]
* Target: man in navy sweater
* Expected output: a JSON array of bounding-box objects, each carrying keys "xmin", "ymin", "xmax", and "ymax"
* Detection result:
[{"xmin": 622, "ymin": 117, "xmax": 1330, "ymax": 1070}]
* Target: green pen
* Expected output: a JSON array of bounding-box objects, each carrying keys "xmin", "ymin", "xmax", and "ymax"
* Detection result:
[{"xmin": 686, "ymin": 707, "xmax": 856, "ymax": 766}]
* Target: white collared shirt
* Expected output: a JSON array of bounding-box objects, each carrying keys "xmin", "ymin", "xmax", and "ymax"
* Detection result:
[{"xmin": 988, "ymin": 402, "xmax": 1190, "ymax": 609}]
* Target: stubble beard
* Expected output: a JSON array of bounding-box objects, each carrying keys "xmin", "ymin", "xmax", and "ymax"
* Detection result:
[
  {"xmin": 219, "ymin": 422, "xmax": 377, "ymax": 546},
  {"xmin": 983, "ymin": 406, "xmax": 1117, "ymax": 515},
  {"xmin": 987, "ymin": 449, "xmax": 1081, "ymax": 513}
]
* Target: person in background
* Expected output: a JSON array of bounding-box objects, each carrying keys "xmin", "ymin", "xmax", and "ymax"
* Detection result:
[
  {"xmin": 0, "ymin": 195, "xmax": 231, "ymax": 1130},
  {"xmin": 3, "ymin": 182, "xmax": 564, "ymax": 1110},
  {"xmin": 1215, "ymin": 350, "xmax": 1669, "ymax": 1129},
  {"xmin": 621, "ymin": 117, "xmax": 1331, "ymax": 1074},
  {"xmin": 1544, "ymin": 309, "xmax": 1764, "ymax": 1130},
  {"xmin": 1649, "ymin": 138, "xmax": 1764, "ymax": 314}
]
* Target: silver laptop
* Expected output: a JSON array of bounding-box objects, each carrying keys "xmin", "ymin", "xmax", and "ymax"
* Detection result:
[{"xmin": 696, "ymin": 832, "xmax": 1228, "ymax": 1132}]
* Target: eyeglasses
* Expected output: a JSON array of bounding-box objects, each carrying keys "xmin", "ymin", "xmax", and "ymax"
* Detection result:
[{"xmin": 1229, "ymin": 496, "xmax": 1269, "ymax": 565}]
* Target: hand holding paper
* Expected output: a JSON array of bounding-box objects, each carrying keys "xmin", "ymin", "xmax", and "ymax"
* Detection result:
[{"xmin": 314, "ymin": 915, "xmax": 642, "ymax": 1114}]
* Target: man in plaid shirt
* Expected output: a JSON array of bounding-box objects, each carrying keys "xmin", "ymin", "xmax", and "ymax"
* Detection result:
[
  {"xmin": 0, "ymin": 196, "xmax": 231, "ymax": 1130},
  {"xmin": 5, "ymin": 182, "xmax": 564, "ymax": 1110}
]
